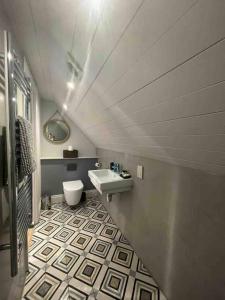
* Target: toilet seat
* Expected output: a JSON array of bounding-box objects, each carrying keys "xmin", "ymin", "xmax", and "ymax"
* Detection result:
[{"xmin": 63, "ymin": 180, "xmax": 83, "ymax": 191}]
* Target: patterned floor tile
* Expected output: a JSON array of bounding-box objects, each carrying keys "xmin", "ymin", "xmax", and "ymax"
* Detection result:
[
  {"xmin": 53, "ymin": 227, "xmax": 75, "ymax": 243},
  {"xmin": 52, "ymin": 203, "xmax": 68, "ymax": 210},
  {"xmin": 106, "ymin": 216, "xmax": 116, "ymax": 225},
  {"xmin": 74, "ymin": 258, "xmax": 102, "ymax": 286},
  {"xmin": 29, "ymin": 236, "xmax": 44, "ymax": 252},
  {"xmin": 41, "ymin": 210, "xmax": 59, "ymax": 219},
  {"xmin": 100, "ymin": 225, "xmax": 118, "ymax": 240},
  {"xmin": 35, "ymin": 218, "xmax": 47, "ymax": 228},
  {"xmin": 25, "ymin": 263, "xmax": 40, "ymax": 284},
  {"xmin": 100, "ymin": 267, "xmax": 128, "ymax": 299},
  {"xmin": 68, "ymin": 216, "xmax": 86, "ymax": 228},
  {"xmin": 23, "ymin": 192, "xmax": 166, "ymax": 300},
  {"xmin": 77, "ymin": 207, "xmax": 95, "ymax": 217},
  {"xmin": 61, "ymin": 285, "xmax": 88, "ymax": 300},
  {"xmin": 53, "ymin": 212, "xmax": 72, "ymax": 223},
  {"xmin": 70, "ymin": 233, "xmax": 93, "ymax": 250},
  {"xmin": 83, "ymin": 220, "xmax": 101, "ymax": 234},
  {"xmin": 52, "ymin": 249, "xmax": 79, "ymax": 273},
  {"xmin": 38, "ymin": 222, "xmax": 60, "ymax": 236},
  {"xmin": 90, "ymin": 239, "xmax": 111, "ymax": 259},
  {"xmin": 97, "ymin": 204, "xmax": 107, "ymax": 212},
  {"xmin": 132, "ymin": 279, "xmax": 159, "ymax": 300},
  {"xmin": 92, "ymin": 211, "xmax": 108, "ymax": 222},
  {"xmin": 112, "ymin": 246, "xmax": 134, "ymax": 268},
  {"xmin": 34, "ymin": 242, "xmax": 60, "ymax": 262},
  {"xmin": 86, "ymin": 200, "xmax": 100, "ymax": 209},
  {"xmin": 119, "ymin": 234, "xmax": 129, "ymax": 245},
  {"xmin": 24, "ymin": 273, "xmax": 61, "ymax": 299},
  {"xmin": 137, "ymin": 259, "xmax": 151, "ymax": 277}
]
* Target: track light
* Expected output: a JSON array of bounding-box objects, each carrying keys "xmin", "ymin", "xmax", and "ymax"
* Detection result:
[
  {"xmin": 67, "ymin": 81, "xmax": 75, "ymax": 90},
  {"xmin": 7, "ymin": 51, "xmax": 12, "ymax": 61}
]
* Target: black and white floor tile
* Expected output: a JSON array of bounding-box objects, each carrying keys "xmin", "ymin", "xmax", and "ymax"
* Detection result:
[{"xmin": 22, "ymin": 191, "xmax": 166, "ymax": 300}]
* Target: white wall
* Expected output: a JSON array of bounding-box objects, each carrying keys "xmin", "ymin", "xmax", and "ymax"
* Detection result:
[
  {"xmin": 0, "ymin": 7, "xmax": 9, "ymax": 52},
  {"xmin": 24, "ymin": 59, "xmax": 42, "ymax": 224},
  {"xmin": 40, "ymin": 99, "xmax": 96, "ymax": 158},
  {"xmin": 31, "ymin": 85, "xmax": 41, "ymax": 224}
]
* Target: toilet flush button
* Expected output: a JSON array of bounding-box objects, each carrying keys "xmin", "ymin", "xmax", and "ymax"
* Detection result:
[{"xmin": 137, "ymin": 165, "xmax": 144, "ymax": 179}]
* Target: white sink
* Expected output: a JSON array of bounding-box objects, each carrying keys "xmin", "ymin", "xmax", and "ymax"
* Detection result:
[{"xmin": 88, "ymin": 169, "xmax": 133, "ymax": 194}]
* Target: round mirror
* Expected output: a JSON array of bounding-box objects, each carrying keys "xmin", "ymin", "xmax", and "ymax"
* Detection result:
[{"xmin": 43, "ymin": 119, "xmax": 70, "ymax": 144}]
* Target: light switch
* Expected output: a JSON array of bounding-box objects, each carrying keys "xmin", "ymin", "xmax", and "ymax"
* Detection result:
[{"xmin": 137, "ymin": 165, "xmax": 144, "ymax": 179}]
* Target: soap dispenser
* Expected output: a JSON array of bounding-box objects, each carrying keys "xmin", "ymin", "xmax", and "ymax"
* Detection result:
[{"xmin": 110, "ymin": 162, "xmax": 115, "ymax": 171}]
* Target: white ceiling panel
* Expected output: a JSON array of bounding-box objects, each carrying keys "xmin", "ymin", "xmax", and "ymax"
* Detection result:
[
  {"xmin": 83, "ymin": 80, "xmax": 225, "ymax": 130},
  {"xmin": 2, "ymin": 0, "xmax": 225, "ymax": 174},
  {"xmin": 78, "ymin": 35, "xmax": 225, "ymax": 129},
  {"xmin": 86, "ymin": 111, "xmax": 225, "ymax": 137},
  {"xmin": 75, "ymin": 0, "xmax": 197, "ymax": 112},
  {"xmin": 72, "ymin": 0, "xmax": 144, "ymax": 109},
  {"xmin": 102, "ymin": 0, "xmax": 225, "ymax": 108}
]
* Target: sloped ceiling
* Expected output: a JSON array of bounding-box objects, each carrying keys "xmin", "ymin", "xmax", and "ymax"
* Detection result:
[{"xmin": 2, "ymin": 0, "xmax": 225, "ymax": 174}]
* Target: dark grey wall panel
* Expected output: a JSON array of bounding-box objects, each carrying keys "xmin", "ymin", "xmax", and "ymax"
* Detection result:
[
  {"xmin": 41, "ymin": 158, "xmax": 97, "ymax": 195},
  {"xmin": 97, "ymin": 148, "xmax": 225, "ymax": 300}
]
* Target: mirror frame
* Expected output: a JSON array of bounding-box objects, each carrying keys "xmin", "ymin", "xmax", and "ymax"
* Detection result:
[{"xmin": 43, "ymin": 118, "xmax": 70, "ymax": 144}]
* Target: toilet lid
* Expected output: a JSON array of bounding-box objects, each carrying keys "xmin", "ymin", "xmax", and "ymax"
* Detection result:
[{"xmin": 63, "ymin": 180, "xmax": 83, "ymax": 191}]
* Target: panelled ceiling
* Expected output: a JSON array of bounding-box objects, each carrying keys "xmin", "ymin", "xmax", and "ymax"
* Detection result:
[{"xmin": 2, "ymin": 0, "xmax": 225, "ymax": 174}]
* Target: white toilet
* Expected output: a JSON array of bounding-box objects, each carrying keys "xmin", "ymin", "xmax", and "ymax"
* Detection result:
[{"xmin": 63, "ymin": 180, "xmax": 84, "ymax": 206}]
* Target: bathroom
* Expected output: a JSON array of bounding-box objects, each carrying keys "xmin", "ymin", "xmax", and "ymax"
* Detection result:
[{"xmin": 0, "ymin": 0, "xmax": 225, "ymax": 299}]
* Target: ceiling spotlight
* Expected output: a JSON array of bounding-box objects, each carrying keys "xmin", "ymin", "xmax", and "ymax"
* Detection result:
[
  {"xmin": 7, "ymin": 51, "xmax": 12, "ymax": 61},
  {"xmin": 0, "ymin": 93, "xmax": 4, "ymax": 102},
  {"xmin": 63, "ymin": 103, "xmax": 68, "ymax": 110},
  {"xmin": 12, "ymin": 97, "xmax": 16, "ymax": 102},
  {"xmin": 92, "ymin": 0, "xmax": 102, "ymax": 14},
  {"xmin": 67, "ymin": 81, "xmax": 75, "ymax": 90}
]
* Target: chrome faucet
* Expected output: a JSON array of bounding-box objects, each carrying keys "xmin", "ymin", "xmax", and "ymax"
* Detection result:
[{"xmin": 110, "ymin": 162, "xmax": 121, "ymax": 173}]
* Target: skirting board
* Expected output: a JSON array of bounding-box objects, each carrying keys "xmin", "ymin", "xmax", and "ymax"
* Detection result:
[
  {"xmin": 51, "ymin": 189, "xmax": 98, "ymax": 204},
  {"xmin": 51, "ymin": 194, "xmax": 65, "ymax": 204}
]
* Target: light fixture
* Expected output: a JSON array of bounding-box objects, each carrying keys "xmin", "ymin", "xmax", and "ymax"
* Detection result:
[
  {"xmin": 92, "ymin": 0, "xmax": 102, "ymax": 14},
  {"xmin": 0, "ymin": 93, "xmax": 4, "ymax": 102},
  {"xmin": 67, "ymin": 52, "xmax": 83, "ymax": 83},
  {"xmin": 63, "ymin": 103, "xmax": 68, "ymax": 110},
  {"xmin": 67, "ymin": 81, "xmax": 75, "ymax": 90},
  {"xmin": 7, "ymin": 51, "xmax": 12, "ymax": 61},
  {"xmin": 12, "ymin": 97, "xmax": 16, "ymax": 102}
]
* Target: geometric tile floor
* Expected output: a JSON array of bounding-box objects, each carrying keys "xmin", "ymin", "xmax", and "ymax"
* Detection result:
[{"xmin": 22, "ymin": 191, "xmax": 167, "ymax": 300}]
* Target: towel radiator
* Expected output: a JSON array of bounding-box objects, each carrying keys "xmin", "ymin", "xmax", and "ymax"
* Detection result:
[{"xmin": 4, "ymin": 31, "xmax": 32, "ymax": 277}]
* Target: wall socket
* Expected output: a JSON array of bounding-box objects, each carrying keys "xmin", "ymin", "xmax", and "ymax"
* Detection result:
[{"xmin": 137, "ymin": 165, "xmax": 144, "ymax": 179}]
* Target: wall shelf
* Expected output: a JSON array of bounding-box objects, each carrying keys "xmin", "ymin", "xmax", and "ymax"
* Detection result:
[{"xmin": 41, "ymin": 157, "xmax": 98, "ymax": 160}]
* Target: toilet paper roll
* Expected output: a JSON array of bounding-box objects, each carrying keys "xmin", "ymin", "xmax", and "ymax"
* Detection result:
[
  {"xmin": 95, "ymin": 162, "xmax": 102, "ymax": 168},
  {"xmin": 68, "ymin": 145, "xmax": 73, "ymax": 151}
]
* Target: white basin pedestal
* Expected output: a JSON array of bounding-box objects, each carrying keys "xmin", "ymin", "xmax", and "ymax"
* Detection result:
[{"xmin": 88, "ymin": 169, "xmax": 133, "ymax": 200}]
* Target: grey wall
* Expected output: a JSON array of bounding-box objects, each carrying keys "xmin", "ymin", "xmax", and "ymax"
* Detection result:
[
  {"xmin": 97, "ymin": 148, "xmax": 225, "ymax": 300},
  {"xmin": 41, "ymin": 158, "xmax": 97, "ymax": 195}
]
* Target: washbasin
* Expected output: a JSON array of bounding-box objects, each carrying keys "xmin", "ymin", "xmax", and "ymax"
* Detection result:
[{"xmin": 88, "ymin": 169, "xmax": 133, "ymax": 194}]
